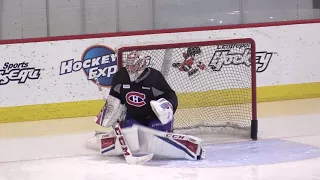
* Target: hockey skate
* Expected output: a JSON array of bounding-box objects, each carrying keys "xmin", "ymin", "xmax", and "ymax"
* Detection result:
[{"xmin": 86, "ymin": 130, "xmax": 111, "ymax": 150}]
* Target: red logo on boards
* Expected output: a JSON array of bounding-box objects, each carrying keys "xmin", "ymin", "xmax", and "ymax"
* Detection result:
[{"xmin": 125, "ymin": 91, "xmax": 146, "ymax": 107}]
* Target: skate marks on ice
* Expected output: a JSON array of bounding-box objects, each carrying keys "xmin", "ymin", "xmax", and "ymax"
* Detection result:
[
  {"xmin": 12, "ymin": 138, "xmax": 316, "ymax": 169},
  {"xmin": 143, "ymin": 138, "xmax": 320, "ymax": 168},
  {"xmin": 0, "ymin": 139, "xmax": 319, "ymax": 180}
]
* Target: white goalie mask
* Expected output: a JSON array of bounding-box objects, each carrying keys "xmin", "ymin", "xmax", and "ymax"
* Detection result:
[{"xmin": 125, "ymin": 51, "xmax": 148, "ymax": 82}]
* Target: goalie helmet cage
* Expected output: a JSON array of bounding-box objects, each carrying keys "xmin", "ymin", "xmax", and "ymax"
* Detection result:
[{"xmin": 117, "ymin": 38, "xmax": 258, "ymax": 140}]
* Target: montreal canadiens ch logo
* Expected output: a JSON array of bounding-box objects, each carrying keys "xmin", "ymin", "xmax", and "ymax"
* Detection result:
[{"xmin": 126, "ymin": 91, "xmax": 146, "ymax": 107}]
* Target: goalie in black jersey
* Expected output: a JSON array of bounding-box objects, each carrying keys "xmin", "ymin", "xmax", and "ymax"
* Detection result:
[
  {"xmin": 109, "ymin": 51, "xmax": 178, "ymax": 132},
  {"xmin": 86, "ymin": 51, "xmax": 205, "ymax": 161}
]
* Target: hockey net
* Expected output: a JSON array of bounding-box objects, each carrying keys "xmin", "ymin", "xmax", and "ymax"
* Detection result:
[{"xmin": 117, "ymin": 38, "xmax": 257, "ymax": 140}]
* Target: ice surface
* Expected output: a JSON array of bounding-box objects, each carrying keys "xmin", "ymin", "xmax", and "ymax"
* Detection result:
[{"xmin": 0, "ymin": 113, "xmax": 320, "ymax": 180}]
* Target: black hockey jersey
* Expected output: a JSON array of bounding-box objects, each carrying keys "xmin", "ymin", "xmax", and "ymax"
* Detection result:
[{"xmin": 109, "ymin": 67, "xmax": 178, "ymax": 125}]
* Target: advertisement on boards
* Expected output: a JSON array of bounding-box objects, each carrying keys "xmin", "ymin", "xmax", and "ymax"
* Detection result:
[
  {"xmin": 59, "ymin": 45, "xmax": 117, "ymax": 87},
  {"xmin": 0, "ymin": 61, "xmax": 41, "ymax": 86}
]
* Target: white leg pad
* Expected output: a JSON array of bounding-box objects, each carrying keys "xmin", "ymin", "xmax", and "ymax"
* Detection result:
[
  {"xmin": 137, "ymin": 125, "xmax": 205, "ymax": 160},
  {"xmin": 87, "ymin": 125, "xmax": 205, "ymax": 160},
  {"xmin": 99, "ymin": 126, "xmax": 140, "ymax": 156}
]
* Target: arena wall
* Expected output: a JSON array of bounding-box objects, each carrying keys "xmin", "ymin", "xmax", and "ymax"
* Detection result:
[{"xmin": 0, "ymin": 19, "xmax": 320, "ymax": 123}]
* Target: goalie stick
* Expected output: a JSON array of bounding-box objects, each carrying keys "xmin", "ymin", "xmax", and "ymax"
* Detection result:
[
  {"xmin": 93, "ymin": 76, "xmax": 154, "ymax": 164},
  {"xmin": 113, "ymin": 121, "xmax": 154, "ymax": 164}
]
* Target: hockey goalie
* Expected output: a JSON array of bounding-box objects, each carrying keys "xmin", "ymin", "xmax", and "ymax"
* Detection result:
[{"xmin": 86, "ymin": 50, "xmax": 206, "ymax": 163}]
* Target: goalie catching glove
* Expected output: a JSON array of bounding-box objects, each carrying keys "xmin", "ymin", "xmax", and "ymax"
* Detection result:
[
  {"xmin": 150, "ymin": 98, "xmax": 173, "ymax": 125},
  {"xmin": 95, "ymin": 95, "xmax": 127, "ymax": 127}
]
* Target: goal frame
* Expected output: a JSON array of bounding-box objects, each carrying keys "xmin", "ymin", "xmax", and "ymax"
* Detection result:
[{"xmin": 117, "ymin": 38, "xmax": 258, "ymax": 140}]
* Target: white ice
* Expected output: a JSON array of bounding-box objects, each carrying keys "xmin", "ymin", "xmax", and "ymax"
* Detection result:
[{"xmin": 0, "ymin": 113, "xmax": 320, "ymax": 180}]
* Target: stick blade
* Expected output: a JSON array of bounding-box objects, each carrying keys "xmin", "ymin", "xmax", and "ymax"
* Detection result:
[{"xmin": 126, "ymin": 153, "xmax": 154, "ymax": 164}]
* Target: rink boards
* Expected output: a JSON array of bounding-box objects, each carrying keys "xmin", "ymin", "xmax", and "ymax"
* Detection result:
[{"xmin": 0, "ymin": 20, "xmax": 320, "ymax": 123}]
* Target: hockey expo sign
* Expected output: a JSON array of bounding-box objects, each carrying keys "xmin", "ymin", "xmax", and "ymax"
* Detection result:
[
  {"xmin": 59, "ymin": 45, "xmax": 117, "ymax": 87},
  {"xmin": 0, "ymin": 62, "xmax": 41, "ymax": 85}
]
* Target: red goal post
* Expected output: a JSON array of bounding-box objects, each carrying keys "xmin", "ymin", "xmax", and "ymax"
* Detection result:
[{"xmin": 117, "ymin": 38, "xmax": 258, "ymax": 140}]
